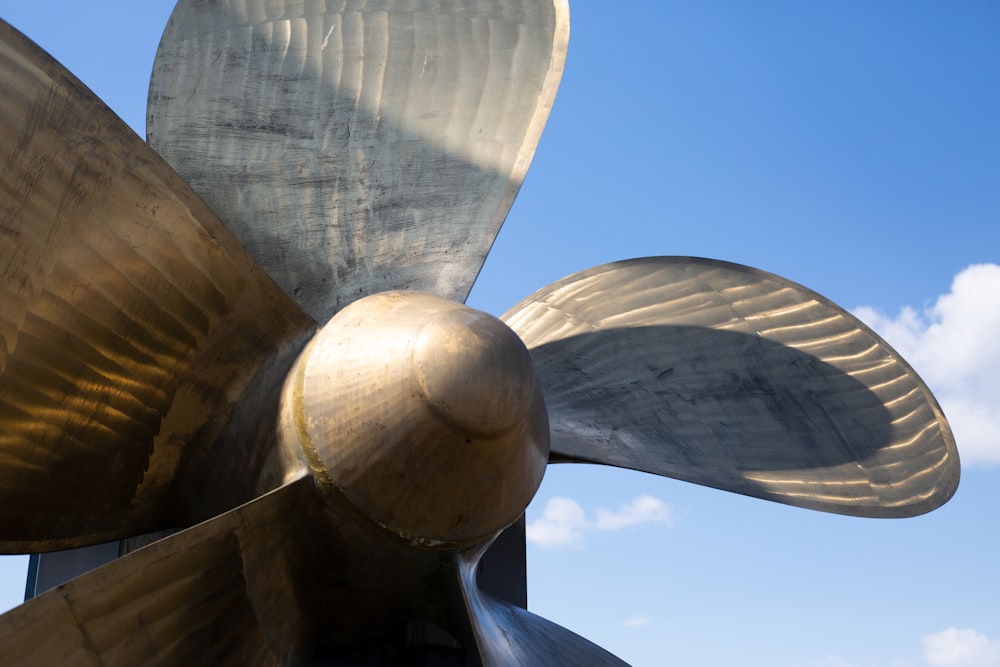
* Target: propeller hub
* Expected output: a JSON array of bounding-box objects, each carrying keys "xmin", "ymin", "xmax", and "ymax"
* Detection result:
[
  {"xmin": 282, "ymin": 291, "xmax": 549, "ymax": 546},
  {"xmin": 414, "ymin": 308, "xmax": 537, "ymax": 437}
]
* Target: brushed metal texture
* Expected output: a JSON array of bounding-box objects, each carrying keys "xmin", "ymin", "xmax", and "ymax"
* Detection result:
[
  {"xmin": 0, "ymin": 4, "xmax": 964, "ymax": 664},
  {"xmin": 280, "ymin": 291, "xmax": 549, "ymax": 547},
  {"xmin": 0, "ymin": 20, "xmax": 315, "ymax": 551},
  {"xmin": 448, "ymin": 544, "xmax": 629, "ymax": 666},
  {"xmin": 504, "ymin": 256, "xmax": 960, "ymax": 518},
  {"xmin": 147, "ymin": 0, "xmax": 569, "ymax": 324},
  {"xmin": 0, "ymin": 477, "xmax": 322, "ymax": 666}
]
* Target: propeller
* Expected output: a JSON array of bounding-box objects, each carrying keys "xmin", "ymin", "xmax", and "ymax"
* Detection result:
[
  {"xmin": 502, "ymin": 256, "xmax": 958, "ymax": 518},
  {"xmin": 0, "ymin": 19, "xmax": 315, "ymax": 551},
  {"xmin": 0, "ymin": 2, "xmax": 958, "ymax": 666},
  {"xmin": 0, "ymin": 477, "xmax": 324, "ymax": 665},
  {"xmin": 448, "ymin": 545, "xmax": 628, "ymax": 666},
  {"xmin": 146, "ymin": 0, "xmax": 570, "ymax": 324}
]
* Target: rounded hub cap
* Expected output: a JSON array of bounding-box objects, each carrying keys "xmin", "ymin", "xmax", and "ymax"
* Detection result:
[{"xmin": 283, "ymin": 291, "xmax": 550, "ymax": 546}]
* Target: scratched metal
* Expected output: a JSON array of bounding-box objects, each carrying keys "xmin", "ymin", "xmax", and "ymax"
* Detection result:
[
  {"xmin": 0, "ymin": 20, "xmax": 315, "ymax": 551},
  {"xmin": 0, "ymin": 4, "xmax": 963, "ymax": 665},
  {"xmin": 448, "ymin": 545, "xmax": 630, "ymax": 666},
  {"xmin": 0, "ymin": 478, "xmax": 322, "ymax": 665},
  {"xmin": 0, "ymin": 475, "xmax": 623, "ymax": 666},
  {"xmin": 504, "ymin": 257, "xmax": 960, "ymax": 518},
  {"xmin": 148, "ymin": 0, "xmax": 569, "ymax": 324},
  {"xmin": 280, "ymin": 291, "xmax": 549, "ymax": 547}
]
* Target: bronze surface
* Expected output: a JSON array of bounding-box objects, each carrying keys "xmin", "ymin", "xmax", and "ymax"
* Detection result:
[
  {"xmin": 147, "ymin": 0, "xmax": 570, "ymax": 324},
  {"xmin": 0, "ymin": 478, "xmax": 322, "ymax": 665},
  {"xmin": 448, "ymin": 545, "xmax": 629, "ymax": 666},
  {"xmin": 0, "ymin": 2, "xmax": 961, "ymax": 665},
  {"xmin": 504, "ymin": 257, "xmax": 959, "ymax": 518},
  {"xmin": 0, "ymin": 20, "xmax": 315, "ymax": 552},
  {"xmin": 280, "ymin": 291, "xmax": 549, "ymax": 546}
]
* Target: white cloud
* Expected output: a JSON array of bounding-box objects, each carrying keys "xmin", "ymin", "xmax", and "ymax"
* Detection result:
[
  {"xmin": 622, "ymin": 615, "xmax": 652, "ymax": 628},
  {"xmin": 797, "ymin": 629, "xmax": 1000, "ymax": 667},
  {"xmin": 853, "ymin": 263, "xmax": 1000, "ymax": 466},
  {"xmin": 595, "ymin": 494, "xmax": 674, "ymax": 530},
  {"xmin": 921, "ymin": 628, "xmax": 1000, "ymax": 667},
  {"xmin": 526, "ymin": 494, "xmax": 674, "ymax": 549},
  {"xmin": 525, "ymin": 497, "xmax": 588, "ymax": 549}
]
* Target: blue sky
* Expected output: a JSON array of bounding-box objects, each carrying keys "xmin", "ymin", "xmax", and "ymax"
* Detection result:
[{"xmin": 1, "ymin": 2, "xmax": 998, "ymax": 666}]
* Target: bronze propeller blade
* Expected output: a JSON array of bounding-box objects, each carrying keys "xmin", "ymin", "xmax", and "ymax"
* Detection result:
[
  {"xmin": 447, "ymin": 546, "xmax": 629, "ymax": 666},
  {"xmin": 0, "ymin": 477, "xmax": 323, "ymax": 666},
  {"xmin": 0, "ymin": 5, "xmax": 966, "ymax": 665},
  {"xmin": 0, "ymin": 286, "xmax": 575, "ymax": 665},
  {"xmin": 503, "ymin": 256, "xmax": 960, "ymax": 518},
  {"xmin": 147, "ymin": 0, "xmax": 570, "ymax": 323},
  {"xmin": 0, "ymin": 20, "xmax": 315, "ymax": 552}
]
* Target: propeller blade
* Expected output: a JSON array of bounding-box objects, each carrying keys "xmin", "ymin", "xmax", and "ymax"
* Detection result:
[
  {"xmin": 447, "ymin": 546, "xmax": 629, "ymax": 666},
  {"xmin": 0, "ymin": 21, "xmax": 315, "ymax": 552},
  {"xmin": 503, "ymin": 257, "xmax": 959, "ymax": 518},
  {"xmin": 0, "ymin": 477, "xmax": 323, "ymax": 666},
  {"xmin": 147, "ymin": 0, "xmax": 570, "ymax": 323}
]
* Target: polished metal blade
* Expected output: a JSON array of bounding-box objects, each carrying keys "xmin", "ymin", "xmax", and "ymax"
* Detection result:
[
  {"xmin": 0, "ymin": 477, "xmax": 323, "ymax": 666},
  {"xmin": 147, "ymin": 0, "xmax": 569, "ymax": 323},
  {"xmin": 448, "ymin": 546, "xmax": 629, "ymax": 666},
  {"xmin": 0, "ymin": 21, "xmax": 315, "ymax": 552},
  {"xmin": 503, "ymin": 257, "xmax": 960, "ymax": 518}
]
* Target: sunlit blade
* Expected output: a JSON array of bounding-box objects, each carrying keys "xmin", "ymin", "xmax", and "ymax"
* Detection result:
[
  {"xmin": 448, "ymin": 546, "xmax": 629, "ymax": 666},
  {"xmin": 0, "ymin": 477, "xmax": 322, "ymax": 666},
  {"xmin": 0, "ymin": 22, "xmax": 315, "ymax": 552},
  {"xmin": 503, "ymin": 257, "xmax": 960, "ymax": 518},
  {"xmin": 147, "ymin": 0, "xmax": 569, "ymax": 323}
]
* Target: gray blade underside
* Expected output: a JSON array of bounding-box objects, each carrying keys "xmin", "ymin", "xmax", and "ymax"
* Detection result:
[
  {"xmin": 503, "ymin": 257, "xmax": 959, "ymax": 518},
  {"xmin": 0, "ymin": 21, "xmax": 315, "ymax": 552},
  {"xmin": 147, "ymin": 0, "xmax": 569, "ymax": 324},
  {"xmin": 449, "ymin": 547, "xmax": 630, "ymax": 666},
  {"xmin": 0, "ymin": 477, "xmax": 321, "ymax": 667}
]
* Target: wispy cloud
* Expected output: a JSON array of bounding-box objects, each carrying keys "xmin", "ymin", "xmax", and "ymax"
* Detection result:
[
  {"xmin": 525, "ymin": 497, "xmax": 589, "ymax": 549},
  {"xmin": 596, "ymin": 494, "xmax": 674, "ymax": 530},
  {"xmin": 853, "ymin": 263, "xmax": 1000, "ymax": 466},
  {"xmin": 921, "ymin": 628, "xmax": 1000, "ymax": 667},
  {"xmin": 526, "ymin": 495, "xmax": 675, "ymax": 549},
  {"xmin": 622, "ymin": 615, "xmax": 652, "ymax": 628},
  {"xmin": 800, "ymin": 628, "xmax": 1000, "ymax": 667}
]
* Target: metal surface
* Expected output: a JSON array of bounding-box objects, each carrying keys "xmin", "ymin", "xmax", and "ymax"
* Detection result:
[
  {"xmin": 0, "ymin": 4, "xmax": 962, "ymax": 666},
  {"xmin": 1, "ymin": 484, "xmax": 593, "ymax": 666},
  {"xmin": 503, "ymin": 256, "xmax": 960, "ymax": 518},
  {"xmin": 0, "ymin": 20, "xmax": 315, "ymax": 552},
  {"xmin": 24, "ymin": 543, "xmax": 120, "ymax": 598},
  {"xmin": 147, "ymin": 0, "xmax": 570, "ymax": 324},
  {"xmin": 280, "ymin": 291, "xmax": 549, "ymax": 547},
  {"xmin": 0, "ymin": 477, "xmax": 323, "ymax": 665},
  {"xmin": 449, "ymin": 546, "xmax": 629, "ymax": 666}
]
